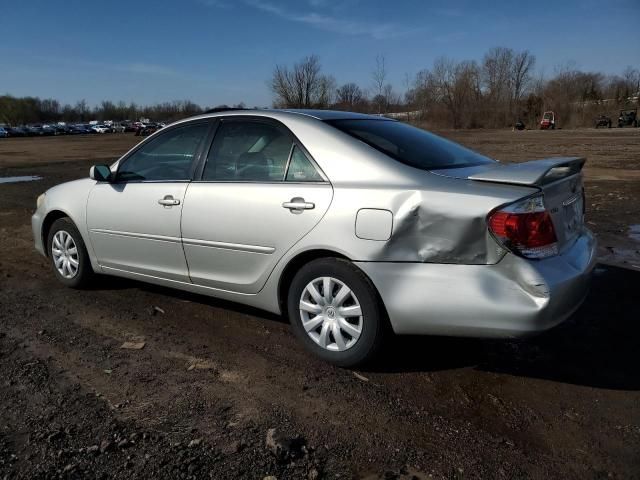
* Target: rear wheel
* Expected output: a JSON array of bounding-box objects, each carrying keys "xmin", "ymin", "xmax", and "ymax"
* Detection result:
[
  {"xmin": 47, "ymin": 217, "xmax": 93, "ymax": 288},
  {"xmin": 287, "ymin": 258, "xmax": 386, "ymax": 367}
]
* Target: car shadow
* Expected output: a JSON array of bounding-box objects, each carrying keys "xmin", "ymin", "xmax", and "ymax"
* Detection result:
[
  {"xmin": 89, "ymin": 273, "xmax": 285, "ymax": 324},
  {"xmin": 366, "ymin": 264, "xmax": 640, "ymax": 391},
  {"xmin": 90, "ymin": 263, "xmax": 640, "ymax": 391}
]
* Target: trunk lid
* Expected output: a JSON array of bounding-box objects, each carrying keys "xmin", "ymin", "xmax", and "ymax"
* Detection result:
[{"xmin": 431, "ymin": 157, "xmax": 586, "ymax": 251}]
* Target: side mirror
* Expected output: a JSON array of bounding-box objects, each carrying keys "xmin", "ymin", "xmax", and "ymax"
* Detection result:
[{"xmin": 90, "ymin": 164, "xmax": 112, "ymax": 182}]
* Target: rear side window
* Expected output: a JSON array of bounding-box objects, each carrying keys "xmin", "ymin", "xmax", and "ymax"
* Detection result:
[
  {"xmin": 203, "ymin": 121, "xmax": 292, "ymax": 181},
  {"xmin": 286, "ymin": 146, "xmax": 323, "ymax": 182},
  {"xmin": 326, "ymin": 119, "xmax": 494, "ymax": 170}
]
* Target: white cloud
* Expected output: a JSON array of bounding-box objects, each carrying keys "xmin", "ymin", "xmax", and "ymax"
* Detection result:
[{"xmin": 202, "ymin": 0, "xmax": 422, "ymax": 40}]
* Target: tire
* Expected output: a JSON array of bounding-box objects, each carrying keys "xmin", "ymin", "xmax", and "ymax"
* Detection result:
[
  {"xmin": 46, "ymin": 217, "xmax": 94, "ymax": 288},
  {"xmin": 287, "ymin": 258, "xmax": 386, "ymax": 367}
]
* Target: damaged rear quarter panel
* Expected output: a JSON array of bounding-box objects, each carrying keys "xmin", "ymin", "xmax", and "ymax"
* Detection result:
[{"xmin": 303, "ymin": 173, "xmax": 538, "ymax": 265}]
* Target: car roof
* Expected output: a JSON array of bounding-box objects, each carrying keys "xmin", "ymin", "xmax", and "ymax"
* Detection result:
[
  {"xmin": 279, "ymin": 109, "xmax": 386, "ymax": 121},
  {"xmin": 194, "ymin": 108, "xmax": 390, "ymax": 123}
]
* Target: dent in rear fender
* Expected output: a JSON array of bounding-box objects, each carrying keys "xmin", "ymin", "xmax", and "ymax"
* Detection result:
[
  {"xmin": 302, "ymin": 177, "xmax": 537, "ymax": 265},
  {"xmin": 354, "ymin": 231, "xmax": 596, "ymax": 337},
  {"xmin": 355, "ymin": 257, "xmax": 550, "ymax": 336},
  {"xmin": 383, "ymin": 189, "xmax": 500, "ymax": 263}
]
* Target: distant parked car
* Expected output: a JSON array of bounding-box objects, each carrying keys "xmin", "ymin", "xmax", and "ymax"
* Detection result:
[
  {"xmin": 41, "ymin": 126, "xmax": 57, "ymax": 136},
  {"xmin": 76, "ymin": 124, "xmax": 97, "ymax": 134},
  {"xmin": 0, "ymin": 127, "xmax": 8, "ymax": 138},
  {"xmin": 618, "ymin": 109, "xmax": 638, "ymax": 128},
  {"xmin": 122, "ymin": 122, "xmax": 137, "ymax": 132},
  {"xmin": 26, "ymin": 126, "xmax": 43, "ymax": 136},
  {"xmin": 594, "ymin": 115, "xmax": 612, "ymax": 128},
  {"xmin": 52, "ymin": 124, "xmax": 71, "ymax": 135},
  {"xmin": 134, "ymin": 123, "xmax": 161, "ymax": 136},
  {"xmin": 68, "ymin": 125, "xmax": 90, "ymax": 134},
  {"xmin": 91, "ymin": 125, "xmax": 110, "ymax": 134},
  {"xmin": 6, "ymin": 127, "xmax": 28, "ymax": 137},
  {"xmin": 514, "ymin": 120, "xmax": 525, "ymax": 131}
]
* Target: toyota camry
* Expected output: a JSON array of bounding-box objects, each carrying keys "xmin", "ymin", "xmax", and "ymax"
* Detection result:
[{"xmin": 32, "ymin": 109, "xmax": 596, "ymax": 366}]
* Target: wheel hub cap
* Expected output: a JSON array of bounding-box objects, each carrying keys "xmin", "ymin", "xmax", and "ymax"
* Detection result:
[
  {"xmin": 51, "ymin": 230, "xmax": 79, "ymax": 279},
  {"xmin": 299, "ymin": 276, "xmax": 363, "ymax": 352}
]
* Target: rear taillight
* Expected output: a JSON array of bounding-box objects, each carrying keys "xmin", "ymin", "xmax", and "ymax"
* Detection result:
[{"xmin": 488, "ymin": 194, "xmax": 558, "ymax": 259}]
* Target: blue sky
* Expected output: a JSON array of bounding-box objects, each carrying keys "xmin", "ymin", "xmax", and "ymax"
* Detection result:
[{"xmin": 1, "ymin": 0, "xmax": 638, "ymax": 107}]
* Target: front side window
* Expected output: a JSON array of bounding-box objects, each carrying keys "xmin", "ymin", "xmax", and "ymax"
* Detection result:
[
  {"xmin": 203, "ymin": 121, "xmax": 293, "ymax": 182},
  {"xmin": 117, "ymin": 122, "xmax": 209, "ymax": 181},
  {"xmin": 326, "ymin": 119, "xmax": 494, "ymax": 170}
]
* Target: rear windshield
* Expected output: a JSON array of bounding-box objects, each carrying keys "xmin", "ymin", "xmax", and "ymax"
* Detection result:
[{"xmin": 326, "ymin": 119, "xmax": 494, "ymax": 170}]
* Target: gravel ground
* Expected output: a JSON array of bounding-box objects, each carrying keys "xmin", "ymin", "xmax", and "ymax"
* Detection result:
[{"xmin": 0, "ymin": 129, "xmax": 639, "ymax": 479}]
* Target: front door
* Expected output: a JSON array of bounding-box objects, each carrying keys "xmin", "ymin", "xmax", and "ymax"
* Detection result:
[
  {"xmin": 181, "ymin": 118, "xmax": 332, "ymax": 293},
  {"xmin": 86, "ymin": 121, "xmax": 210, "ymax": 281}
]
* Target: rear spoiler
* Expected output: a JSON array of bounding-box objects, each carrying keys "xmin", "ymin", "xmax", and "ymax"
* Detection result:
[{"xmin": 469, "ymin": 157, "xmax": 585, "ymax": 186}]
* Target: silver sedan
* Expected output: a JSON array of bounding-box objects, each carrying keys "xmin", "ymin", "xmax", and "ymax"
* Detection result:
[{"xmin": 32, "ymin": 109, "xmax": 597, "ymax": 366}]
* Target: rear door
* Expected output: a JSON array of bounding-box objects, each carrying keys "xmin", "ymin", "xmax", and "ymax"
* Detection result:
[{"xmin": 181, "ymin": 117, "xmax": 332, "ymax": 293}]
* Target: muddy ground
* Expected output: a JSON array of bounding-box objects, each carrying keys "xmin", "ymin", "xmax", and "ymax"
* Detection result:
[{"xmin": 0, "ymin": 129, "xmax": 638, "ymax": 479}]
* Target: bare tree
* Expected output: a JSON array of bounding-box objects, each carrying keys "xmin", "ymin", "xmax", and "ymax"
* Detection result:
[
  {"xmin": 383, "ymin": 84, "xmax": 400, "ymax": 112},
  {"xmin": 317, "ymin": 75, "xmax": 336, "ymax": 107},
  {"xmin": 270, "ymin": 55, "xmax": 334, "ymax": 108},
  {"xmin": 336, "ymin": 83, "xmax": 364, "ymax": 110},
  {"xmin": 372, "ymin": 54, "xmax": 387, "ymax": 112},
  {"xmin": 75, "ymin": 99, "xmax": 90, "ymax": 122},
  {"xmin": 482, "ymin": 47, "xmax": 513, "ymax": 101},
  {"xmin": 511, "ymin": 50, "xmax": 535, "ymax": 103},
  {"xmin": 482, "ymin": 47, "xmax": 513, "ymax": 125},
  {"xmin": 479, "ymin": 47, "xmax": 537, "ymax": 126},
  {"xmin": 622, "ymin": 66, "xmax": 640, "ymax": 97},
  {"xmin": 430, "ymin": 57, "xmax": 480, "ymax": 128}
]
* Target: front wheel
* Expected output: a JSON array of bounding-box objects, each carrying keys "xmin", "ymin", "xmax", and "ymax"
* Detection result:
[
  {"xmin": 47, "ymin": 217, "xmax": 94, "ymax": 288},
  {"xmin": 287, "ymin": 258, "xmax": 386, "ymax": 367}
]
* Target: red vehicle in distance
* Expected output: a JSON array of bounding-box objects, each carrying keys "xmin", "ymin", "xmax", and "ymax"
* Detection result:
[{"xmin": 540, "ymin": 111, "xmax": 556, "ymax": 130}]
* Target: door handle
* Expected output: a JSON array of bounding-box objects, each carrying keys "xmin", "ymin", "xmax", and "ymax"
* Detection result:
[
  {"xmin": 282, "ymin": 197, "xmax": 315, "ymax": 213},
  {"xmin": 158, "ymin": 195, "xmax": 180, "ymax": 206}
]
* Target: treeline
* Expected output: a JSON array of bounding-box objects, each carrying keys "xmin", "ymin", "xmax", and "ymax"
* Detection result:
[
  {"xmin": 2, "ymin": 47, "xmax": 638, "ymax": 130},
  {"xmin": 0, "ymin": 97, "xmax": 218, "ymax": 126},
  {"xmin": 271, "ymin": 50, "xmax": 640, "ymax": 129}
]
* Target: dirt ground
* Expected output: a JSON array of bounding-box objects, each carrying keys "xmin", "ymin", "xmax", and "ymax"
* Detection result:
[{"xmin": 0, "ymin": 129, "xmax": 638, "ymax": 479}]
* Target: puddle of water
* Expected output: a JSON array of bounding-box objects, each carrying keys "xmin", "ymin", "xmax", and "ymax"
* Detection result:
[
  {"xmin": 0, "ymin": 175, "xmax": 42, "ymax": 184},
  {"xmin": 629, "ymin": 225, "xmax": 640, "ymax": 242}
]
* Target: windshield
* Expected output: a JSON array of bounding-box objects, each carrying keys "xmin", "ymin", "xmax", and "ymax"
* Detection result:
[{"xmin": 326, "ymin": 119, "xmax": 494, "ymax": 170}]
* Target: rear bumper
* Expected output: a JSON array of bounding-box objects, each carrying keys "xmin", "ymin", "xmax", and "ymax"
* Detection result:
[{"xmin": 356, "ymin": 230, "xmax": 597, "ymax": 338}]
